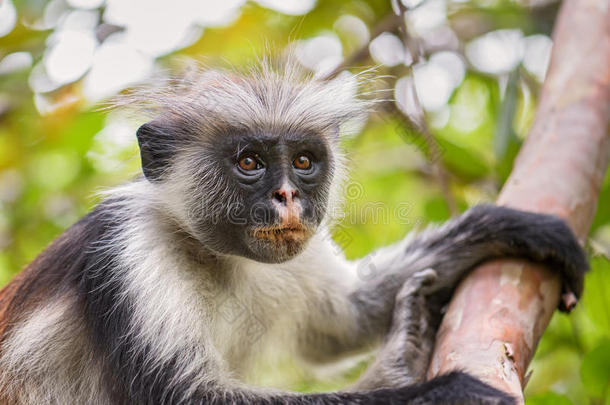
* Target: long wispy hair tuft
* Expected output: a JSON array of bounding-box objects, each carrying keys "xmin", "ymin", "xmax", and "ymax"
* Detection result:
[{"xmin": 107, "ymin": 56, "xmax": 378, "ymax": 140}]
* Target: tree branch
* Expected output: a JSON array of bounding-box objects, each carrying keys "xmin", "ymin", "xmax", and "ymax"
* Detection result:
[{"xmin": 427, "ymin": 0, "xmax": 610, "ymax": 403}]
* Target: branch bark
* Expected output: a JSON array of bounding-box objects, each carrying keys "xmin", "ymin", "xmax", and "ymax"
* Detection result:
[{"xmin": 427, "ymin": 0, "xmax": 610, "ymax": 403}]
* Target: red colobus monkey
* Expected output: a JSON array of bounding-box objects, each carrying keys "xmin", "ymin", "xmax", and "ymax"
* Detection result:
[{"xmin": 0, "ymin": 61, "xmax": 587, "ymax": 404}]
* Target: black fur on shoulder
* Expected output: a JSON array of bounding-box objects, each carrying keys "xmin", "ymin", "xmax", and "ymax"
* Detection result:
[
  {"xmin": 1, "ymin": 200, "xmax": 121, "ymax": 328},
  {"xmin": 72, "ymin": 204, "xmax": 214, "ymax": 403}
]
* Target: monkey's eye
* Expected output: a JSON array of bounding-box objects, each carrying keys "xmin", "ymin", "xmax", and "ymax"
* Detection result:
[
  {"xmin": 238, "ymin": 154, "xmax": 263, "ymax": 172},
  {"xmin": 293, "ymin": 154, "xmax": 312, "ymax": 171}
]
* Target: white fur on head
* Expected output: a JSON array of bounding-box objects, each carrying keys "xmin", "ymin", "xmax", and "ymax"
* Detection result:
[{"xmin": 109, "ymin": 57, "xmax": 375, "ymax": 140}]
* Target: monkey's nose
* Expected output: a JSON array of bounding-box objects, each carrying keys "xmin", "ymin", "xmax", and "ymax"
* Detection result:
[{"xmin": 273, "ymin": 186, "xmax": 299, "ymax": 207}]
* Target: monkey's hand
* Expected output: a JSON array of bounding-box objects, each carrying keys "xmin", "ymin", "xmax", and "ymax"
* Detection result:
[{"xmin": 352, "ymin": 269, "xmax": 438, "ymax": 390}]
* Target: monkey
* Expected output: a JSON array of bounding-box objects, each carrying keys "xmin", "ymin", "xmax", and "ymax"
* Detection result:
[{"xmin": 0, "ymin": 60, "xmax": 588, "ymax": 405}]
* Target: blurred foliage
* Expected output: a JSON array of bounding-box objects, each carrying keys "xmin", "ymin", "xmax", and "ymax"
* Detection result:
[{"xmin": 0, "ymin": 0, "xmax": 609, "ymax": 402}]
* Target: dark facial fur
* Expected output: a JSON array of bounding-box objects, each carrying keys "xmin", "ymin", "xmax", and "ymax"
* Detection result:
[{"xmin": 139, "ymin": 122, "xmax": 335, "ymax": 262}]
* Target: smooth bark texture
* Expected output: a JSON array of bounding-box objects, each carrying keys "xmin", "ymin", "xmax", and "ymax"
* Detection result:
[{"xmin": 427, "ymin": 0, "xmax": 610, "ymax": 402}]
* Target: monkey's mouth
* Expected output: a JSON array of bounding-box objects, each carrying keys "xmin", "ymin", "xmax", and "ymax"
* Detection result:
[{"xmin": 251, "ymin": 224, "xmax": 311, "ymax": 243}]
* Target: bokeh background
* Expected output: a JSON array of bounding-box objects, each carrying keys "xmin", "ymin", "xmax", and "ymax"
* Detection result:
[{"xmin": 0, "ymin": 0, "xmax": 609, "ymax": 403}]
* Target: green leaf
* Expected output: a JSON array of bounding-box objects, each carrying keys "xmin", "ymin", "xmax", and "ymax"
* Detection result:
[{"xmin": 580, "ymin": 339, "xmax": 610, "ymax": 398}]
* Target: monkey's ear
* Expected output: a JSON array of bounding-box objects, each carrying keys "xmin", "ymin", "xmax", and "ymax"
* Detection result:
[{"xmin": 136, "ymin": 121, "xmax": 175, "ymax": 182}]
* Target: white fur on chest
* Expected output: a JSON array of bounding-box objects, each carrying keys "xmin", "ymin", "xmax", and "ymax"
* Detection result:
[
  {"xmin": 118, "ymin": 205, "xmax": 359, "ymax": 385},
  {"xmin": 206, "ymin": 233, "xmax": 359, "ymax": 379}
]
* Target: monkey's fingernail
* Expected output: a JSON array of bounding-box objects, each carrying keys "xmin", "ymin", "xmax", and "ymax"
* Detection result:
[{"xmin": 561, "ymin": 292, "xmax": 578, "ymax": 311}]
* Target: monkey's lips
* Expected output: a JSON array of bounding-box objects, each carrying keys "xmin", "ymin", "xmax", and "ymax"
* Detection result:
[
  {"xmin": 248, "ymin": 223, "xmax": 314, "ymax": 262},
  {"xmin": 251, "ymin": 224, "xmax": 311, "ymax": 243}
]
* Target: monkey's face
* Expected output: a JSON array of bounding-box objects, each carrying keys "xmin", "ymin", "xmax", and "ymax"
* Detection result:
[
  {"xmin": 132, "ymin": 65, "xmax": 368, "ymax": 264},
  {"xmin": 176, "ymin": 129, "xmax": 336, "ymax": 263}
]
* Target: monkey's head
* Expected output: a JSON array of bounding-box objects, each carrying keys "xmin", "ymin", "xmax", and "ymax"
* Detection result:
[{"xmin": 124, "ymin": 61, "xmax": 370, "ymax": 263}]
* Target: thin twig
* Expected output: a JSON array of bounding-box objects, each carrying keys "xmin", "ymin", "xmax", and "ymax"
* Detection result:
[
  {"xmin": 392, "ymin": 0, "xmax": 458, "ymax": 215},
  {"xmin": 392, "ymin": 0, "xmax": 422, "ymax": 64}
]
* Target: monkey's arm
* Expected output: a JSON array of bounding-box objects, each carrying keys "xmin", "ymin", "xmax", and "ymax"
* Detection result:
[
  {"xmin": 356, "ymin": 204, "xmax": 586, "ymax": 326},
  {"xmin": 298, "ymin": 205, "xmax": 587, "ymax": 387}
]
